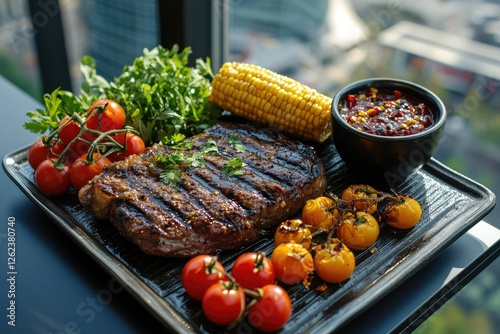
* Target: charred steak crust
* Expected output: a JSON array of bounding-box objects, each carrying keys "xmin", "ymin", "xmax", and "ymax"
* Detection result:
[{"xmin": 79, "ymin": 122, "xmax": 327, "ymax": 257}]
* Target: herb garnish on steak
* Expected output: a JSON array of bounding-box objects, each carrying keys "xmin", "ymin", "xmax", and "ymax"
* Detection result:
[{"xmin": 79, "ymin": 123, "xmax": 327, "ymax": 257}]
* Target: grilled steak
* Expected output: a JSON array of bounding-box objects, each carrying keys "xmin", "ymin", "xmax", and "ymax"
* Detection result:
[{"xmin": 79, "ymin": 122, "xmax": 327, "ymax": 257}]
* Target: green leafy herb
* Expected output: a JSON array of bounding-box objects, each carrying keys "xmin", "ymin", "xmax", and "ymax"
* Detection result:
[
  {"xmin": 155, "ymin": 153, "xmax": 184, "ymax": 167},
  {"xmin": 155, "ymin": 131, "xmax": 249, "ymax": 186},
  {"xmin": 105, "ymin": 45, "xmax": 220, "ymax": 145},
  {"xmin": 227, "ymin": 134, "xmax": 247, "ymax": 153},
  {"xmin": 156, "ymin": 153, "xmax": 184, "ymax": 187},
  {"xmin": 162, "ymin": 133, "xmax": 193, "ymax": 150},
  {"xmin": 24, "ymin": 89, "xmax": 85, "ymax": 134},
  {"xmin": 24, "ymin": 45, "xmax": 221, "ymax": 146},
  {"xmin": 201, "ymin": 139, "xmax": 219, "ymax": 155},
  {"xmin": 222, "ymin": 157, "xmax": 246, "ymax": 176},
  {"xmin": 160, "ymin": 169, "xmax": 183, "ymax": 188},
  {"xmin": 163, "ymin": 133, "xmax": 186, "ymax": 145},
  {"xmin": 186, "ymin": 152, "xmax": 206, "ymax": 168}
]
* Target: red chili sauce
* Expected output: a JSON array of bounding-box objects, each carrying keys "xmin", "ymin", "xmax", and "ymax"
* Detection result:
[{"xmin": 339, "ymin": 88, "xmax": 434, "ymax": 136}]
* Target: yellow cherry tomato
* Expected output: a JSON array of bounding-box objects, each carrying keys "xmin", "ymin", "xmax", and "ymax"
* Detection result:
[
  {"xmin": 384, "ymin": 195, "xmax": 422, "ymax": 229},
  {"xmin": 336, "ymin": 211, "xmax": 380, "ymax": 250},
  {"xmin": 314, "ymin": 239, "xmax": 355, "ymax": 284},
  {"xmin": 301, "ymin": 196, "xmax": 339, "ymax": 230},
  {"xmin": 274, "ymin": 219, "xmax": 312, "ymax": 250},
  {"xmin": 341, "ymin": 184, "xmax": 378, "ymax": 214},
  {"xmin": 271, "ymin": 242, "xmax": 314, "ymax": 285}
]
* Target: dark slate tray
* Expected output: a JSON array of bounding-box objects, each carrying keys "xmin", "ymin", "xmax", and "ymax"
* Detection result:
[{"xmin": 3, "ymin": 137, "xmax": 496, "ymax": 333}]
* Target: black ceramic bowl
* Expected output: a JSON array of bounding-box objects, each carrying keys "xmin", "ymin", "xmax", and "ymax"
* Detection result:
[{"xmin": 331, "ymin": 78, "xmax": 447, "ymax": 185}]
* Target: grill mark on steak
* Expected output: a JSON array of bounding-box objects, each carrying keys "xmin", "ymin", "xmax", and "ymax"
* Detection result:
[
  {"xmin": 190, "ymin": 162, "xmax": 268, "ymax": 215},
  {"xmin": 180, "ymin": 172, "xmax": 248, "ymax": 226},
  {"xmin": 205, "ymin": 125, "xmax": 317, "ymax": 172},
  {"xmin": 106, "ymin": 171, "xmax": 258, "ymax": 257},
  {"xmin": 201, "ymin": 155, "xmax": 286, "ymax": 201},
  {"xmin": 124, "ymin": 169, "xmax": 243, "ymax": 232},
  {"xmin": 190, "ymin": 131, "xmax": 316, "ymax": 208},
  {"xmin": 190, "ymin": 132, "xmax": 300, "ymax": 184},
  {"xmin": 79, "ymin": 122, "xmax": 327, "ymax": 257}
]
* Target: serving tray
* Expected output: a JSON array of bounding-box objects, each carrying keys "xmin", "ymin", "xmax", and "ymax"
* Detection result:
[{"xmin": 3, "ymin": 138, "xmax": 496, "ymax": 333}]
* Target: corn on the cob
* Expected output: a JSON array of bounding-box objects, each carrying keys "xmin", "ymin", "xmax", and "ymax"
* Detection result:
[{"xmin": 211, "ymin": 62, "xmax": 333, "ymax": 143}]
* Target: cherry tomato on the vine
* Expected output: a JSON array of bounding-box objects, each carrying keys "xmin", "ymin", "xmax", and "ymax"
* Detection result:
[
  {"xmin": 86, "ymin": 99, "xmax": 126, "ymax": 132},
  {"xmin": 248, "ymin": 284, "xmax": 292, "ymax": 332},
  {"xmin": 27, "ymin": 139, "xmax": 50, "ymax": 170},
  {"xmin": 302, "ymin": 196, "xmax": 339, "ymax": 230},
  {"xmin": 341, "ymin": 184, "xmax": 378, "ymax": 214},
  {"xmin": 181, "ymin": 255, "xmax": 228, "ymax": 300},
  {"xmin": 108, "ymin": 133, "xmax": 145, "ymax": 161},
  {"xmin": 314, "ymin": 239, "xmax": 355, "ymax": 284},
  {"xmin": 49, "ymin": 140, "xmax": 85, "ymax": 164},
  {"xmin": 58, "ymin": 115, "xmax": 82, "ymax": 145},
  {"xmin": 202, "ymin": 282, "xmax": 245, "ymax": 326},
  {"xmin": 67, "ymin": 132, "xmax": 97, "ymax": 161},
  {"xmin": 384, "ymin": 195, "xmax": 422, "ymax": 229},
  {"xmin": 274, "ymin": 219, "xmax": 312, "ymax": 250},
  {"xmin": 231, "ymin": 252, "xmax": 276, "ymax": 291},
  {"xmin": 70, "ymin": 153, "xmax": 112, "ymax": 190},
  {"xmin": 48, "ymin": 141, "xmax": 67, "ymax": 159},
  {"xmin": 336, "ymin": 211, "xmax": 380, "ymax": 250},
  {"xmin": 271, "ymin": 242, "xmax": 314, "ymax": 285},
  {"xmin": 34, "ymin": 159, "xmax": 72, "ymax": 196}
]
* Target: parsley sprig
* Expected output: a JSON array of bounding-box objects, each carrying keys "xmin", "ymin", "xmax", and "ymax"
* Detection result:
[
  {"xmin": 155, "ymin": 134, "xmax": 247, "ymax": 187},
  {"xmin": 222, "ymin": 158, "xmax": 247, "ymax": 176},
  {"xmin": 24, "ymin": 45, "xmax": 221, "ymax": 146},
  {"xmin": 227, "ymin": 135, "xmax": 246, "ymax": 153}
]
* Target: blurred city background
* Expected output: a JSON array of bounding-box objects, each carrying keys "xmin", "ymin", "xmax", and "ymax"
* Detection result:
[{"xmin": 1, "ymin": 0, "xmax": 499, "ymax": 332}]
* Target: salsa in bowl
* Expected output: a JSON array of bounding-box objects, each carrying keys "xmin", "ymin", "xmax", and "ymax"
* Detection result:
[
  {"xmin": 331, "ymin": 78, "xmax": 447, "ymax": 185},
  {"xmin": 340, "ymin": 87, "xmax": 435, "ymax": 137}
]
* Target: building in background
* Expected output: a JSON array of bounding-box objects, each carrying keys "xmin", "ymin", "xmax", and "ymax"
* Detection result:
[
  {"xmin": 0, "ymin": 0, "xmax": 41, "ymax": 97},
  {"xmin": 0, "ymin": 0, "xmax": 160, "ymax": 97},
  {"xmin": 83, "ymin": 0, "xmax": 159, "ymax": 81}
]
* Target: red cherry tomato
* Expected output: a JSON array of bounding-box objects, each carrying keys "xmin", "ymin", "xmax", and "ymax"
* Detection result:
[
  {"xmin": 86, "ymin": 99, "xmax": 126, "ymax": 132},
  {"xmin": 231, "ymin": 252, "xmax": 276, "ymax": 291},
  {"xmin": 34, "ymin": 159, "xmax": 72, "ymax": 196},
  {"xmin": 181, "ymin": 255, "xmax": 228, "ymax": 301},
  {"xmin": 202, "ymin": 282, "xmax": 246, "ymax": 326},
  {"xmin": 48, "ymin": 140, "xmax": 83, "ymax": 163},
  {"xmin": 248, "ymin": 284, "xmax": 292, "ymax": 332},
  {"xmin": 70, "ymin": 153, "xmax": 112, "ymax": 190},
  {"xmin": 27, "ymin": 139, "xmax": 50, "ymax": 170},
  {"xmin": 48, "ymin": 141, "xmax": 67, "ymax": 159},
  {"xmin": 108, "ymin": 133, "xmax": 145, "ymax": 161},
  {"xmin": 58, "ymin": 116, "xmax": 82, "ymax": 145},
  {"xmin": 67, "ymin": 132, "xmax": 96, "ymax": 162}
]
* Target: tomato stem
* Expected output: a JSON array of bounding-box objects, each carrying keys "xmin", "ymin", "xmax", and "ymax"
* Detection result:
[
  {"xmin": 227, "ymin": 288, "xmax": 262, "ymax": 330},
  {"xmin": 205, "ymin": 256, "xmax": 239, "ymax": 285},
  {"xmin": 44, "ymin": 109, "xmax": 142, "ymax": 166},
  {"xmin": 254, "ymin": 251, "xmax": 266, "ymax": 272}
]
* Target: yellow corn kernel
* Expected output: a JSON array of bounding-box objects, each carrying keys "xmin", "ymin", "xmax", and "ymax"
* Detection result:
[
  {"xmin": 358, "ymin": 111, "xmax": 368, "ymax": 117},
  {"xmin": 211, "ymin": 62, "xmax": 332, "ymax": 143}
]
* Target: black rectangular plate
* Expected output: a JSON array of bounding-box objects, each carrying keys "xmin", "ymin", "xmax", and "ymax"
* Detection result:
[{"xmin": 3, "ymin": 139, "xmax": 496, "ymax": 333}]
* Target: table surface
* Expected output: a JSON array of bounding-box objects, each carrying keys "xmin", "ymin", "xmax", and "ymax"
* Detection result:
[{"xmin": 1, "ymin": 75, "xmax": 499, "ymax": 334}]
